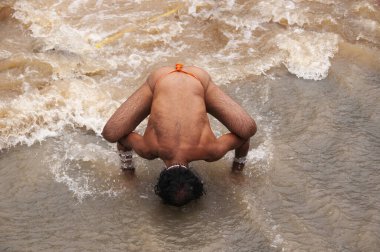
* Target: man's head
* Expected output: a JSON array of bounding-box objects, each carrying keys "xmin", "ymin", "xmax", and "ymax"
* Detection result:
[{"xmin": 154, "ymin": 165, "xmax": 204, "ymax": 207}]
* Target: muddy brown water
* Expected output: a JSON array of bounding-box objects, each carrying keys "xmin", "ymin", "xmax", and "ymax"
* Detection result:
[{"xmin": 0, "ymin": 1, "xmax": 380, "ymax": 251}]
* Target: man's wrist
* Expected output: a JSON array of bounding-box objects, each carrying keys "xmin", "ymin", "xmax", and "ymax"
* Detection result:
[
  {"xmin": 117, "ymin": 138, "xmax": 133, "ymax": 152},
  {"xmin": 119, "ymin": 150, "xmax": 134, "ymax": 170},
  {"xmin": 232, "ymin": 156, "xmax": 247, "ymax": 172},
  {"xmin": 233, "ymin": 156, "xmax": 247, "ymax": 165},
  {"xmin": 119, "ymin": 150, "xmax": 133, "ymax": 160}
]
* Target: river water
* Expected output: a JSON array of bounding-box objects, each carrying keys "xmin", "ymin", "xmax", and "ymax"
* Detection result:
[{"xmin": 0, "ymin": 0, "xmax": 379, "ymax": 251}]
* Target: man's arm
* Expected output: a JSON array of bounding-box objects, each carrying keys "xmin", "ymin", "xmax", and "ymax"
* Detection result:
[
  {"xmin": 102, "ymin": 81, "xmax": 153, "ymax": 143},
  {"xmin": 206, "ymin": 133, "xmax": 250, "ymax": 171},
  {"xmin": 202, "ymin": 73, "xmax": 256, "ymax": 171},
  {"xmin": 204, "ymin": 78, "xmax": 257, "ymax": 140},
  {"xmin": 116, "ymin": 132, "xmax": 156, "ymax": 173},
  {"xmin": 232, "ymin": 139, "xmax": 250, "ymax": 172},
  {"xmin": 206, "ymin": 133, "xmax": 246, "ymax": 162},
  {"xmin": 117, "ymin": 132, "xmax": 157, "ymax": 160}
]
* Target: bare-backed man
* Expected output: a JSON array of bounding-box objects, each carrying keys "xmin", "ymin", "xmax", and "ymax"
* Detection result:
[{"xmin": 102, "ymin": 64, "xmax": 257, "ymax": 206}]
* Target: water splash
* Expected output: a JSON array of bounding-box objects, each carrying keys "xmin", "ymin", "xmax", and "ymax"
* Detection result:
[{"xmin": 44, "ymin": 133, "xmax": 123, "ymax": 202}]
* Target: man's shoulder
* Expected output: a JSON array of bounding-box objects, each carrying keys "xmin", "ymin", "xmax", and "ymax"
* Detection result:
[
  {"xmin": 144, "ymin": 67, "xmax": 167, "ymax": 90},
  {"xmin": 183, "ymin": 66, "xmax": 213, "ymax": 89},
  {"xmin": 149, "ymin": 65, "xmax": 209, "ymax": 76},
  {"xmin": 185, "ymin": 66, "xmax": 210, "ymax": 80},
  {"xmin": 147, "ymin": 66, "xmax": 171, "ymax": 81},
  {"xmin": 146, "ymin": 65, "xmax": 211, "ymax": 89}
]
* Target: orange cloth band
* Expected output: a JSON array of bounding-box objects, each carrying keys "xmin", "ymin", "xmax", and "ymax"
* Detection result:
[{"xmin": 155, "ymin": 64, "xmax": 201, "ymax": 85}]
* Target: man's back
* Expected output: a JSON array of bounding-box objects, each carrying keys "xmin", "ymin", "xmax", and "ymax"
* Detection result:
[
  {"xmin": 143, "ymin": 65, "xmax": 217, "ymax": 164},
  {"xmin": 102, "ymin": 64, "xmax": 256, "ymax": 168},
  {"xmin": 102, "ymin": 63, "xmax": 257, "ymax": 206}
]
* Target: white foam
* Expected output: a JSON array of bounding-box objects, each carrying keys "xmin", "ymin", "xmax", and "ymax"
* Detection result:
[
  {"xmin": 95, "ymin": 0, "xmax": 104, "ymax": 8},
  {"xmin": 275, "ymin": 28, "xmax": 339, "ymax": 80},
  {"xmin": 0, "ymin": 73, "xmax": 121, "ymax": 149},
  {"xmin": 351, "ymin": 18, "xmax": 380, "ymax": 44},
  {"xmin": 1, "ymin": 0, "xmax": 343, "ymax": 151},
  {"xmin": 303, "ymin": 0, "xmax": 337, "ymax": 4},
  {"xmin": 0, "ymin": 50, "xmax": 12, "ymax": 59},
  {"xmin": 68, "ymin": 0, "xmax": 88, "ymax": 13},
  {"xmin": 50, "ymin": 159, "xmax": 94, "ymax": 201},
  {"xmin": 226, "ymin": 0, "xmax": 235, "ymax": 8},
  {"xmin": 67, "ymin": 142, "xmax": 119, "ymax": 166},
  {"xmin": 185, "ymin": 0, "xmax": 340, "ymax": 82},
  {"xmin": 13, "ymin": 1, "xmax": 97, "ymax": 54},
  {"xmin": 271, "ymin": 226, "xmax": 285, "ymax": 248},
  {"xmin": 45, "ymin": 134, "xmax": 123, "ymax": 202},
  {"xmin": 352, "ymin": 2, "xmax": 376, "ymax": 12},
  {"xmin": 255, "ymin": 0, "xmax": 309, "ymax": 27},
  {"xmin": 247, "ymin": 142, "xmax": 270, "ymax": 163}
]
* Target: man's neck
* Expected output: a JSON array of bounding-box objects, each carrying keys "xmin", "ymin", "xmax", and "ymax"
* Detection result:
[
  {"xmin": 163, "ymin": 159, "xmax": 189, "ymax": 168},
  {"xmin": 166, "ymin": 164, "xmax": 189, "ymax": 170}
]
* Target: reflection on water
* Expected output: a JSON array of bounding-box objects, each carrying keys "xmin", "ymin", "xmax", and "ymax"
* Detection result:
[{"xmin": 0, "ymin": 0, "xmax": 379, "ymax": 251}]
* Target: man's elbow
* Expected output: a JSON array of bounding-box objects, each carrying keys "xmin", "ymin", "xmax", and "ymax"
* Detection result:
[
  {"xmin": 249, "ymin": 119, "xmax": 257, "ymax": 136},
  {"xmin": 101, "ymin": 127, "xmax": 118, "ymax": 143},
  {"xmin": 240, "ymin": 119, "xmax": 257, "ymax": 140}
]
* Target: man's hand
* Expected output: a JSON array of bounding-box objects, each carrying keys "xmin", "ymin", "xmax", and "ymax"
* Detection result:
[
  {"xmin": 232, "ymin": 156, "xmax": 247, "ymax": 172},
  {"xmin": 231, "ymin": 139, "xmax": 249, "ymax": 172},
  {"xmin": 209, "ymin": 134, "xmax": 250, "ymax": 173},
  {"xmin": 117, "ymin": 142, "xmax": 135, "ymax": 172}
]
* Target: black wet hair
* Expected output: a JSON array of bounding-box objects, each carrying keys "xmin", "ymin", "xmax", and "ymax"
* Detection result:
[{"xmin": 154, "ymin": 165, "xmax": 204, "ymax": 207}]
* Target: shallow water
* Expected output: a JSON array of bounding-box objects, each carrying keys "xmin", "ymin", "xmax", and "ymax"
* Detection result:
[{"xmin": 0, "ymin": 0, "xmax": 380, "ymax": 251}]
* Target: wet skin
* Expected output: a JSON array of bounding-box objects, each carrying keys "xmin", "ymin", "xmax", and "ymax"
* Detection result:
[{"xmin": 102, "ymin": 66, "xmax": 257, "ymax": 171}]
